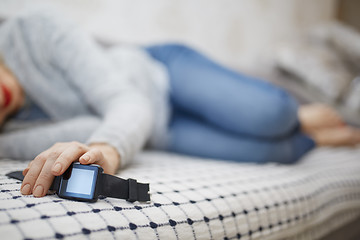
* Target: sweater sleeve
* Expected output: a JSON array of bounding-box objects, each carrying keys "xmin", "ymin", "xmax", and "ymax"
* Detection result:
[
  {"xmin": 0, "ymin": 116, "xmax": 101, "ymax": 160},
  {"xmin": 4, "ymin": 12, "xmax": 154, "ymax": 167}
]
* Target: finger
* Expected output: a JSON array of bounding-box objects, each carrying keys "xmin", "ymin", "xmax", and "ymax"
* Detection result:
[
  {"xmin": 21, "ymin": 155, "xmax": 47, "ymax": 195},
  {"xmin": 79, "ymin": 148, "xmax": 105, "ymax": 165},
  {"xmin": 51, "ymin": 143, "xmax": 89, "ymax": 176},
  {"xmin": 21, "ymin": 143, "xmax": 65, "ymax": 195},
  {"xmin": 22, "ymin": 161, "xmax": 34, "ymax": 176},
  {"xmin": 27, "ymin": 160, "xmax": 34, "ymax": 168},
  {"xmin": 32, "ymin": 159, "xmax": 56, "ymax": 197},
  {"xmin": 22, "ymin": 167, "xmax": 29, "ymax": 176}
]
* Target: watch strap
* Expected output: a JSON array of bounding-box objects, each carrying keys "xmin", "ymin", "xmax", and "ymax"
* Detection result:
[
  {"xmin": 6, "ymin": 170, "xmax": 151, "ymax": 202},
  {"xmin": 6, "ymin": 171, "xmax": 24, "ymax": 182},
  {"xmin": 99, "ymin": 173, "xmax": 150, "ymax": 202},
  {"xmin": 6, "ymin": 170, "xmax": 60, "ymax": 191}
]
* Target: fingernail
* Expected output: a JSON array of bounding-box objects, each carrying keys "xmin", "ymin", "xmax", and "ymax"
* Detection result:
[
  {"xmin": 21, "ymin": 184, "xmax": 31, "ymax": 195},
  {"xmin": 82, "ymin": 155, "xmax": 90, "ymax": 162},
  {"xmin": 23, "ymin": 168, "xmax": 29, "ymax": 176},
  {"xmin": 33, "ymin": 185, "xmax": 44, "ymax": 197},
  {"xmin": 52, "ymin": 163, "xmax": 62, "ymax": 173}
]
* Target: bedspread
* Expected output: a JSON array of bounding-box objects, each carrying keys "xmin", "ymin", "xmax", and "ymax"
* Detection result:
[{"xmin": 1, "ymin": 147, "xmax": 360, "ymax": 240}]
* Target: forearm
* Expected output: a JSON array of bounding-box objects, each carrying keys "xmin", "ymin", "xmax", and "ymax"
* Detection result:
[
  {"xmin": 86, "ymin": 93, "xmax": 153, "ymax": 167},
  {"xmin": 0, "ymin": 116, "xmax": 100, "ymax": 160}
]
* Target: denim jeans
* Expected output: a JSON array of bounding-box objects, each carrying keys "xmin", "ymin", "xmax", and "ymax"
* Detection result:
[{"xmin": 146, "ymin": 44, "xmax": 315, "ymax": 164}]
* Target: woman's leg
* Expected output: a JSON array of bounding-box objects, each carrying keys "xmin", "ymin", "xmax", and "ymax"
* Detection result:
[
  {"xmin": 168, "ymin": 111, "xmax": 315, "ymax": 164},
  {"xmin": 146, "ymin": 43, "xmax": 299, "ymax": 139}
]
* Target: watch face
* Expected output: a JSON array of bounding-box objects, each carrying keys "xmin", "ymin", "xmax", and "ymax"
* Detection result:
[{"xmin": 58, "ymin": 163, "xmax": 100, "ymax": 202}]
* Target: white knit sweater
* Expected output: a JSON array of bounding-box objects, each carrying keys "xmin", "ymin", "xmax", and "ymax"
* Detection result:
[{"xmin": 0, "ymin": 11, "xmax": 170, "ymax": 167}]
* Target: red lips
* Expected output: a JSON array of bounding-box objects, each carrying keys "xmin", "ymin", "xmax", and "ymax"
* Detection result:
[{"xmin": 1, "ymin": 84, "xmax": 12, "ymax": 109}]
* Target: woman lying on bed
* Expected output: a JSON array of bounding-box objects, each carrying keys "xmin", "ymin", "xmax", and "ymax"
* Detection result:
[{"xmin": 0, "ymin": 12, "xmax": 359, "ymax": 198}]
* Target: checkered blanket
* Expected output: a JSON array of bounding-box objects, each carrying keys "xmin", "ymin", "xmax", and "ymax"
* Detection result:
[{"xmin": 1, "ymin": 148, "xmax": 360, "ymax": 240}]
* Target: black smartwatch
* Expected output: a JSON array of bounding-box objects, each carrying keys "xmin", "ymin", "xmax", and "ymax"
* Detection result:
[{"xmin": 6, "ymin": 162, "xmax": 150, "ymax": 203}]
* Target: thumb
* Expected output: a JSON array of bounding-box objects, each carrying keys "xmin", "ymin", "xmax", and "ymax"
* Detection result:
[{"xmin": 79, "ymin": 148, "xmax": 105, "ymax": 166}]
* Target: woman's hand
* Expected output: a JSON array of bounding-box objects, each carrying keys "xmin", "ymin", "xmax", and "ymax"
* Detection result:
[{"xmin": 20, "ymin": 141, "xmax": 121, "ymax": 197}]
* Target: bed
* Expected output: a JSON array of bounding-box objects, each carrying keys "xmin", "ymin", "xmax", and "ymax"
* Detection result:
[
  {"xmin": 1, "ymin": 12, "xmax": 360, "ymax": 240},
  {"xmin": 1, "ymin": 147, "xmax": 360, "ymax": 240}
]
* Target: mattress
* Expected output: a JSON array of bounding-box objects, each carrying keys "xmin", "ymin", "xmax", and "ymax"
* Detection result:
[{"xmin": 1, "ymin": 147, "xmax": 360, "ymax": 240}]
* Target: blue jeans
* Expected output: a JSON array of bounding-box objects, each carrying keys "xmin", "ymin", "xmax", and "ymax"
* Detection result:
[{"xmin": 146, "ymin": 44, "xmax": 315, "ymax": 164}]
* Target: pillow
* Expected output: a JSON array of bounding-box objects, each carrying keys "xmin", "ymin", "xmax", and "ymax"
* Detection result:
[
  {"xmin": 275, "ymin": 41, "xmax": 354, "ymax": 102},
  {"xmin": 310, "ymin": 21, "xmax": 360, "ymax": 73}
]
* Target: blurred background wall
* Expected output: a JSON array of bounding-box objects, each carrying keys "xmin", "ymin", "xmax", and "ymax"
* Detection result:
[
  {"xmin": 0, "ymin": 0, "xmax": 339, "ymax": 70},
  {"xmin": 338, "ymin": 0, "xmax": 360, "ymax": 32}
]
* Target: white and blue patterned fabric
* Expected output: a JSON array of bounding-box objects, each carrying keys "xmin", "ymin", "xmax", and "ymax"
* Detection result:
[{"xmin": 1, "ymin": 147, "xmax": 360, "ymax": 240}]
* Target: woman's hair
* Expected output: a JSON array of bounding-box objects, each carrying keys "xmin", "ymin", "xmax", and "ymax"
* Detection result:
[
  {"xmin": 0, "ymin": 53, "xmax": 11, "ymax": 73},
  {"xmin": 0, "ymin": 53, "xmax": 5, "ymax": 68}
]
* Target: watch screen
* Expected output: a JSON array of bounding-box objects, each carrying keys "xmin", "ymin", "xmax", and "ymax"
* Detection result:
[
  {"xmin": 66, "ymin": 168, "xmax": 95, "ymax": 195},
  {"xmin": 58, "ymin": 163, "xmax": 99, "ymax": 201}
]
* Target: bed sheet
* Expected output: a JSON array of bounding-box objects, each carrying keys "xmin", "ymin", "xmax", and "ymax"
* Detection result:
[{"xmin": 1, "ymin": 147, "xmax": 360, "ymax": 240}]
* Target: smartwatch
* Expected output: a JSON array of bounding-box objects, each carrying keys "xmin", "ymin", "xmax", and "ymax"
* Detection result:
[{"xmin": 6, "ymin": 162, "xmax": 150, "ymax": 203}]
